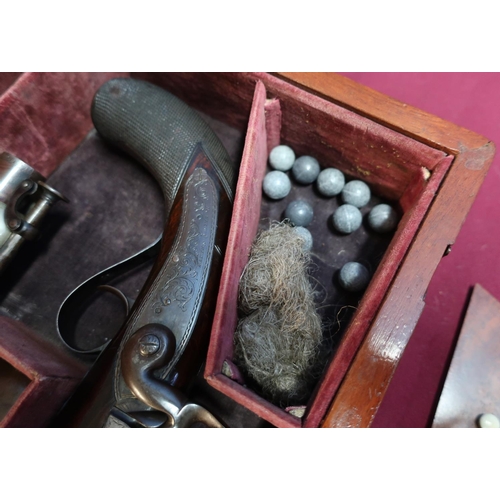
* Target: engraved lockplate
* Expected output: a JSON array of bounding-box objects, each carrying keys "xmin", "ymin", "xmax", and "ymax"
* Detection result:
[{"xmin": 114, "ymin": 160, "xmax": 219, "ymax": 408}]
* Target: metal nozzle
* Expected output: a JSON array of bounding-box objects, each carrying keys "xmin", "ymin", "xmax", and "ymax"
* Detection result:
[{"xmin": 0, "ymin": 152, "xmax": 68, "ymax": 274}]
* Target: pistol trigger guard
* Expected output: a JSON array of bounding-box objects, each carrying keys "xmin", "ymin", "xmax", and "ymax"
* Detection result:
[
  {"xmin": 97, "ymin": 285, "xmax": 134, "ymax": 317},
  {"xmin": 56, "ymin": 235, "xmax": 161, "ymax": 355}
]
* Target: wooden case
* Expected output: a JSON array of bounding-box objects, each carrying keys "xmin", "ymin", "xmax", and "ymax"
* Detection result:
[
  {"xmin": 196, "ymin": 73, "xmax": 493, "ymax": 427},
  {"xmin": 0, "ymin": 72, "xmax": 494, "ymax": 427}
]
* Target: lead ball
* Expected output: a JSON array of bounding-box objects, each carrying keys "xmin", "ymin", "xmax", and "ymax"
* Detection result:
[
  {"xmin": 269, "ymin": 145, "xmax": 295, "ymax": 172},
  {"xmin": 338, "ymin": 262, "xmax": 370, "ymax": 293},
  {"xmin": 292, "ymin": 156, "xmax": 320, "ymax": 184},
  {"xmin": 263, "ymin": 170, "xmax": 292, "ymax": 200},
  {"xmin": 317, "ymin": 168, "xmax": 345, "ymax": 197},
  {"xmin": 285, "ymin": 200, "xmax": 314, "ymax": 227},
  {"xmin": 341, "ymin": 180, "xmax": 371, "ymax": 208},
  {"xmin": 332, "ymin": 204, "xmax": 362, "ymax": 234},
  {"xmin": 368, "ymin": 204, "xmax": 398, "ymax": 233},
  {"xmin": 294, "ymin": 226, "xmax": 313, "ymax": 251}
]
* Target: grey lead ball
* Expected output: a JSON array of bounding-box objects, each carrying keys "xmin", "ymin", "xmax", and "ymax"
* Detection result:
[
  {"xmin": 317, "ymin": 168, "xmax": 345, "ymax": 197},
  {"xmin": 285, "ymin": 200, "xmax": 314, "ymax": 227},
  {"xmin": 269, "ymin": 145, "xmax": 295, "ymax": 172},
  {"xmin": 341, "ymin": 180, "xmax": 371, "ymax": 208},
  {"xmin": 294, "ymin": 226, "xmax": 313, "ymax": 251},
  {"xmin": 338, "ymin": 262, "xmax": 370, "ymax": 293},
  {"xmin": 263, "ymin": 170, "xmax": 291, "ymax": 200},
  {"xmin": 368, "ymin": 204, "xmax": 398, "ymax": 233},
  {"xmin": 332, "ymin": 204, "xmax": 362, "ymax": 234},
  {"xmin": 292, "ymin": 156, "xmax": 320, "ymax": 184}
]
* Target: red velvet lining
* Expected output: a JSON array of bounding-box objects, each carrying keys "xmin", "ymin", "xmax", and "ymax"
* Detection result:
[
  {"xmin": 204, "ymin": 81, "xmax": 302, "ymax": 427},
  {"xmin": 205, "ymin": 80, "xmax": 268, "ymax": 382},
  {"xmin": 0, "ymin": 73, "xmax": 21, "ymax": 96},
  {"xmin": 0, "ymin": 72, "xmax": 127, "ymax": 177}
]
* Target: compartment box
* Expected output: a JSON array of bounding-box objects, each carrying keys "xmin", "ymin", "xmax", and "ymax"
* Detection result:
[
  {"xmin": 0, "ymin": 72, "xmax": 494, "ymax": 427},
  {"xmin": 191, "ymin": 73, "xmax": 492, "ymax": 428},
  {"xmin": 0, "ymin": 316, "xmax": 86, "ymax": 427}
]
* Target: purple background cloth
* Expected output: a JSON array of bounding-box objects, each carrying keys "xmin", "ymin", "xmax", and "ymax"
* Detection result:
[{"xmin": 340, "ymin": 73, "xmax": 500, "ymax": 427}]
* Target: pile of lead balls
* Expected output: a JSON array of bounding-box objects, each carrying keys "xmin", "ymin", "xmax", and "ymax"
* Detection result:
[{"xmin": 263, "ymin": 145, "xmax": 399, "ymax": 293}]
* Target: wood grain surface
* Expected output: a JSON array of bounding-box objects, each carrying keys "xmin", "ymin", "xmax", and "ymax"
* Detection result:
[{"xmin": 277, "ymin": 73, "xmax": 490, "ymax": 153}]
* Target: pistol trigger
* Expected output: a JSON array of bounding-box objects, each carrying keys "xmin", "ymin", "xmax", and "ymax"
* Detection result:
[{"xmin": 97, "ymin": 285, "xmax": 134, "ymax": 317}]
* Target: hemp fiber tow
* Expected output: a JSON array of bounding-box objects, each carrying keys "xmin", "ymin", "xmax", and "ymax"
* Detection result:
[{"xmin": 233, "ymin": 221, "xmax": 324, "ymax": 407}]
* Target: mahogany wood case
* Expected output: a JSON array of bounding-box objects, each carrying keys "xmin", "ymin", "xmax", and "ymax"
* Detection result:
[
  {"xmin": 0, "ymin": 72, "xmax": 494, "ymax": 427},
  {"xmin": 278, "ymin": 73, "xmax": 495, "ymax": 427}
]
